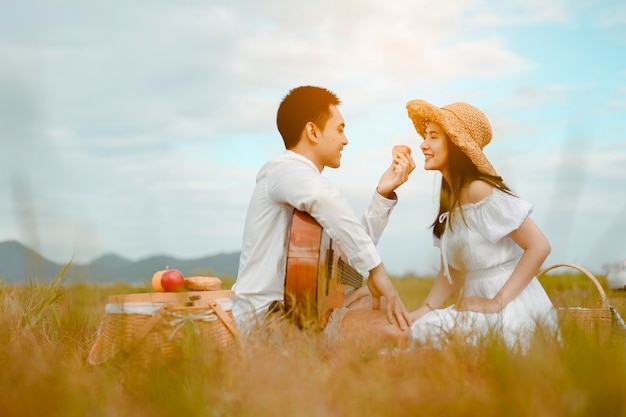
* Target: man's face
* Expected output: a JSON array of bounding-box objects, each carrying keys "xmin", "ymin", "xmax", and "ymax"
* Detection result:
[{"xmin": 316, "ymin": 105, "xmax": 347, "ymax": 170}]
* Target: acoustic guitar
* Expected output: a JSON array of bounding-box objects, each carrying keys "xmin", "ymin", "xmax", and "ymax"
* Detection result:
[{"xmin": 284, "ymin": 210, "xmax": 364, "ymax": 328}]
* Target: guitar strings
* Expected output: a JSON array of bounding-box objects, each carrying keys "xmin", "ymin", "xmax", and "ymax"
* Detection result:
[
  {"xmin": 336, "ymin": 258, "xmax": 363, "ymax": 287},
  {"xmin": 328, "ymin": 249, "xmax": 363, "ymax": 288}
]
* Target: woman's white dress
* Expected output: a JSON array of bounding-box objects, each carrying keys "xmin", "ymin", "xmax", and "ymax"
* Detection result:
[{"xmin": 410, "ymin": 189, "xmax": 559, "ymax": 351}]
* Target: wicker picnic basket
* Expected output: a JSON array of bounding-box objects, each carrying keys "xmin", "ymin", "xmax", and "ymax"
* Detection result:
[
  {"xmin": 537, "ymin": 263, "xmax": 626, "ymax": 344},
  {"xmin": 88, "ymin": 290, "xmax": 241, "ymax": 365}
]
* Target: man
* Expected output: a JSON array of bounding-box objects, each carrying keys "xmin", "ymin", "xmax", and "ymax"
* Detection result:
[{"xmin": 232, "ymin": 85, "xmax": 414, "ymax": 340}]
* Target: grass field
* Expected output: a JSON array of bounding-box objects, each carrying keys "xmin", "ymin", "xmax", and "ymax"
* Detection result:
[{"xmin": 1, "ymin": 266, "xmax": 625, "ymax": 417}]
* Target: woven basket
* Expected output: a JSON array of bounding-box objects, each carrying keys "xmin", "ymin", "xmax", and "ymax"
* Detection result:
[
  {"xmin": 537, "ymin": 263, "xmax": 626, "ymax": 344},
  {"xmin": 88, "ymin": 290, "xmax": 240, "ymax": 365}
]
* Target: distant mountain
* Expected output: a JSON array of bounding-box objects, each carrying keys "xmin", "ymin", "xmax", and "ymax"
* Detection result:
[
  {"xmin": 0, "ymin": 240, "xmax": 241, "ymax": 284},
  {"xmin": 0, "ymin": 240, "xmax": 64, "ymax": 283}
]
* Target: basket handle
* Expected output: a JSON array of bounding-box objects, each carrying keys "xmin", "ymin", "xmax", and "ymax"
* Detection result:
[
  {"xmin": 87, "ymin": 306, "xmax": 167, "ymax": 365},
  {"xmin": 121, "ymin": 305, "xmax": 168, "ymax": 354},
  {"xmin": 537, "ymin": 263, "xmax": 609, "ymax": 310},
  {"xmin": 87, "ymin": 320, "xmax": 107, "ymax": 365},
  {"xmin": 209, "ymin": 300, "xmax": 241, "ymax": 339}
]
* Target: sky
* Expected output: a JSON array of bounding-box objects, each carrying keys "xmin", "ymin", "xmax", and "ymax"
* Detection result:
[{"xmin": 1, "ymin": 0, "xmax": 625, "ymax": 277}]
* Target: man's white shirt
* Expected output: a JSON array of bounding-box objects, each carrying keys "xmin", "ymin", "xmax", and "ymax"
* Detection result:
[{"xmin": 232, "ymin": 151, "xmax": 397, "ymax": 334}]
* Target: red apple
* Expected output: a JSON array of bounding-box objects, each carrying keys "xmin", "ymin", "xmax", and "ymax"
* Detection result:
[{"xmin": 160, "ymin": 269, "xmax": 185, "ymax": 292}]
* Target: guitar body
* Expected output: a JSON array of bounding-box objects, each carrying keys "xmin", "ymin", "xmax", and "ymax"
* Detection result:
[{"xmin": 285, "ymin": 210, "xmax": 362, "ymax": 328}]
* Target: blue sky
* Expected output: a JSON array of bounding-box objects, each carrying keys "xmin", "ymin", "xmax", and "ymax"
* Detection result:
[{"xmin": 1, "ymin": 0, "xmax": 625, "ymax": 277}]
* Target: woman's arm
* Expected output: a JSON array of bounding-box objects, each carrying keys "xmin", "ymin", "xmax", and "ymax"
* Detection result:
[
  {"xmin": 409, "ymin": 258, "xmax": 460, "ymax": 321},
  {"xmin": 494, "ymin": 217, "xmax": 551, "ymax": 307}
]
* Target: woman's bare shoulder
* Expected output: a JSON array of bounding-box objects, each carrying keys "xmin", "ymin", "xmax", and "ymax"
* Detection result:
[{"xmin": 460, "ymin": 179, "xmax": 495, "ymax": 205}]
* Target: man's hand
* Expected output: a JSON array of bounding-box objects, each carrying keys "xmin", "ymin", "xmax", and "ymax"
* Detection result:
[
  {"xmin": 376, "ymin": 148, "xmax": 416, "ymax": 198},
  {"xmin": 367, "ymin": 263, "xmax": 411, "ymax": 330},
  {"xmin": 455, "ymin": 296, "xmax": 502, "ymax": 314}
]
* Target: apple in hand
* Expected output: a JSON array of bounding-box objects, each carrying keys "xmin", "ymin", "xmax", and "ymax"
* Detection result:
[
  {"xmin": 160, "ymin": 269, "xmax": 186, "ymax": 292},
  {"xmin": 392, "ymin": 145, "xmax": 411, "ymax": 156}
]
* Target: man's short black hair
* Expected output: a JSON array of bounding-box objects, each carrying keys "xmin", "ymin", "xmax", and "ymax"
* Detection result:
[{"xmin": 276, "ymin": 86, "xmax": 341, "ymax": 149}]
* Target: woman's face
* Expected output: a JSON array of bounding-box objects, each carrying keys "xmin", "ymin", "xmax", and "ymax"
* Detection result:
[{"xmin": 420, "ymin": 122, "xmax": 449, "ymax": 174}]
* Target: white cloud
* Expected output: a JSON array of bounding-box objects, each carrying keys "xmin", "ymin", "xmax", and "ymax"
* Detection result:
[
  {"xmin": 227, "ymin": 1, "xmax": 531, "ymax": 86},
  {"xmin": 2, "ymin": 0, "xmax": 535, "ymax": 156},
  {"xmin": 498, "ymin": 85, "xmax": 571, "ymax": 109},
  {"xmin": 609, "ymin": 100, "xmax": 626, "ymax": 109}
]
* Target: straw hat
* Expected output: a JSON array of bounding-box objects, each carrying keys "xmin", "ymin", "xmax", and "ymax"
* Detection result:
[{"xmin": 406, "ymin": 99, "xmax": 497, "ymax": 176}]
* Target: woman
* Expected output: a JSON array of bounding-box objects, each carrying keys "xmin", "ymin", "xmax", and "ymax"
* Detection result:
[{"xmin": 405, "ymin": 99, "xmax": 559, "ymax": 351}]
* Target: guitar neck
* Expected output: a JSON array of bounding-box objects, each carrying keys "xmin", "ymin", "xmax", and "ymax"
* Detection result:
[{"xmin": 333, "ymin": 256, "xmax": 364, "ymax": 288}]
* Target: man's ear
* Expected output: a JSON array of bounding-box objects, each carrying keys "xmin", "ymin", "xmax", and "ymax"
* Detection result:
[{"xmin": 304, "ymin": 121, "xmax": 319, "ymax": 143}]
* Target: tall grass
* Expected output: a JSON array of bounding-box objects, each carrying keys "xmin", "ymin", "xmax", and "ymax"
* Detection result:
[{"xmin": 1, "ymin": 269, "xmax": 625, "ymax": 417}]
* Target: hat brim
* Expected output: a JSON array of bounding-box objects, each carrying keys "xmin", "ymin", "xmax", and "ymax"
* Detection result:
[{"xmin": 406, "ymin": 99, "xmax": 497, "ymax": 177}]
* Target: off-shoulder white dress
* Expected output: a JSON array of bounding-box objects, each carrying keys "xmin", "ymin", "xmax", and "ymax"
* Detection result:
[{"xmin": 410, "ymin": 189, "xmax": 559, "ymax": 351}]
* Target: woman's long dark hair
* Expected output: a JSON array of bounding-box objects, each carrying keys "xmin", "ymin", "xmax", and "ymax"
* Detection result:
[{"xmin": 433, "ymin": 139, "xmax": 512, "ymax": 239}]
